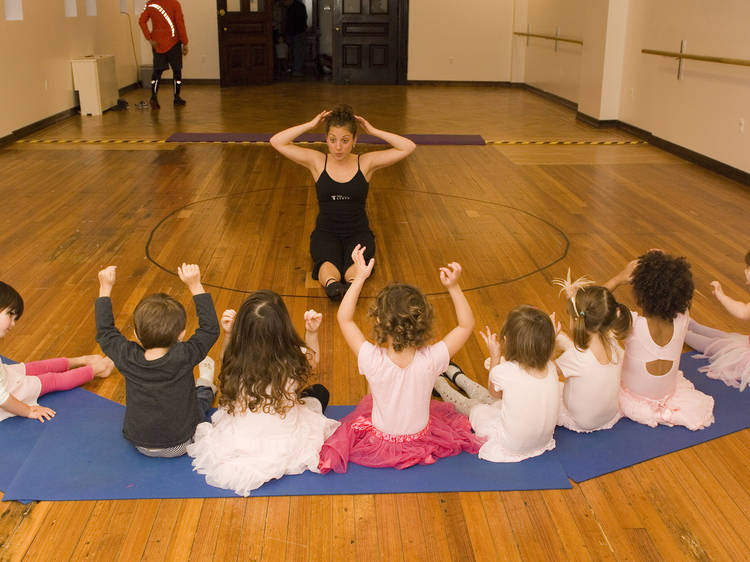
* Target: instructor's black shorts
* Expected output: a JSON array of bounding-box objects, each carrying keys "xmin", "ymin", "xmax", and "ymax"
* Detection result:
[
  {"xmin": 153, "ymin": 42, "xmax": 183, "ymax": 72},
  {"xmin": 310, "ymin": 229, "xmax": 375, "ymax": 280}
]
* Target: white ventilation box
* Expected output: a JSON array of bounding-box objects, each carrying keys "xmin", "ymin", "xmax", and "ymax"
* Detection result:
[{"xmin": 71, "ymin": 55, "xmax": 118, "ymax": 116}]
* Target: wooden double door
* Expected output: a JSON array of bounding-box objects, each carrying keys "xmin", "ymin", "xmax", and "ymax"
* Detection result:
[{"xmin": 217, "ymin": 0, "xmax": 407, "ymax": 86}]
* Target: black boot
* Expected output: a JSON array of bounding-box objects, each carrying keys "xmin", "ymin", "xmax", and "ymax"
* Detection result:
[{"xmin": 173, "ymin": 79, "xmax": 186, "ymax": 106}]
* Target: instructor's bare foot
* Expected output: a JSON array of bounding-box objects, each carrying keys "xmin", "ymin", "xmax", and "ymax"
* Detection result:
[{"xmin": 92, "ymin": 356, "xmax": 115, "ymax": 378}]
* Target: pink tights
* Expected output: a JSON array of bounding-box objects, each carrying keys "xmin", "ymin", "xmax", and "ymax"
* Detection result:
[{"xmin": 23, "ymin": 358, "xmax": 93, "ymax": 396}]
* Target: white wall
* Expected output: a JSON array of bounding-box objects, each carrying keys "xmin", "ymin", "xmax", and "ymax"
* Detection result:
[
  {"xmin": 407, "ymin": 0, "xmax": 515, "ymax": 82},
  {"xmin": 520, "ymin": 0, "xmax": 584, "ymax": 102},
  {"xmin": 0, "ymin": 0, "xmax": 140, "ymax": 136},
  {"xmin": 619, "ymin": 0, "xmax": 750, "ymax": 172}
]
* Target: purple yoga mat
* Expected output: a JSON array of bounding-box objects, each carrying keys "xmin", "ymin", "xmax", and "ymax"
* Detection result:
[{"xmin": 165, "ymin": 133, "xmax": 486, "ymax": 145}]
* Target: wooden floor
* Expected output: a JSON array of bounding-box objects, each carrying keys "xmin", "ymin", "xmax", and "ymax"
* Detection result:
[{"xmin": 1, "ymin": 82, "xmax": 749, "ymax": 561}]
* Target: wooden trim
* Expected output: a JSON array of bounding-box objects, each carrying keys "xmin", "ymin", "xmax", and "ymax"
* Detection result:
[
  {"xmin": 6, "ymin": 108, "xmax": 79, "ymax": 144},
  {"xmin": 514, "ymin": 31, "xmax": 583, "ymax": 46},
  {"xmin": 642, "ymin": 48, "xmax": 750, "ymax": 68},
  {"xmin": 522, "ymin": 83, "xmax": 578, "ymax": 110},
  {"xmin": 576, "ymin": 112, "xmax": 750, "ymax": 187},
  {"xmin": 406, "ymin": 80, "xmax": 512, "ymax": 87},
  {"xmin": 575, "ymin": 112, "xmax": 618, "ymax": 129},
  {"xmin": 118, "ymin": 82, "xmax": 140, "ymax": 95}
]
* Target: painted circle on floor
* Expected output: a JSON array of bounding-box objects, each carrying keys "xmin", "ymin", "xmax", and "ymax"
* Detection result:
[{"xmin": 146, "ymin": 187, "xmax": 569, "ymax": 298}]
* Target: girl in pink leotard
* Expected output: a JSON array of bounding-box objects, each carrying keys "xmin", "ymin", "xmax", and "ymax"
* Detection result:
[
  {"xmin": 606, "ymin": 251, "xmax": 714, "ymax": 431},
  {"xmin": 0, "ymin": 281, "xmax": 113, "ymax": 422}
]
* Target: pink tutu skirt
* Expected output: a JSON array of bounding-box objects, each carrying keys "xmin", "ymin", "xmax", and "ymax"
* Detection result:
[
  {"xmin": 619, "ymin": 372, "xmax": 714, "ymax": 431},
  {"xmin": 318, "ymin": 394, "xmax": 481, "ymax": 473},
  {"xmin": 694, "ymin": 333, "xmax": 750, "ymax": 391}
]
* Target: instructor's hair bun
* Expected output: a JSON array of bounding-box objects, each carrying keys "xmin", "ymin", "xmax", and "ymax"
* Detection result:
[{"xmin": 324, "ymin": 104, "xmax": 357, "ymax": 135}]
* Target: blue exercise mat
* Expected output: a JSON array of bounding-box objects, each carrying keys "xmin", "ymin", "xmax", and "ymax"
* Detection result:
[
  {"xmin": 554, "ymin": 352, "xmax": 750, "ymax": 482},
  {"xmin": 1, "ymin": 393, "xmax": 571, "ymax": 502}
]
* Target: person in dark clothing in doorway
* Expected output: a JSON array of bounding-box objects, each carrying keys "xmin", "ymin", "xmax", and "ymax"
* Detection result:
[{"xmin": 283, "ymin": 0, "xmax": 307, "ymax": 77}]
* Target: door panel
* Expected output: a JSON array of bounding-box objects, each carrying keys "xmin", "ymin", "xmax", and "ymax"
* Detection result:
[
  {"xmin": 333, "ymin": 0, "xmax": 402, "ymax": 84},
  {"xmin": 217, "ymin": 0, "xmax": 273, "ymax": 86}
]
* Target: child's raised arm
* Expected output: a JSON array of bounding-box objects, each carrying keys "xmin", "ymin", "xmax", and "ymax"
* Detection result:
[
  {"xmin": 604, "ymin": 259, "xmax": 637, "ymax": 293},
  {"xmin": 219, "ymin": 308, "xmax": 236, "ymax": 362},
  {"xmin": 178, "ymin": 263, "xmax": 205, "ymax": 295},
  {"xmin": 439, "ymin": 262, "xmax": 475, "ymax": 357},
  {"xmin": 304, "ymin": 309, "xmax": 323, "ymax": 370},
  {"xmin": 98, "ymin": 266, "xmax": 117, "ymax": 298},
  {"xmin": 337, "ymin": 245, "xmax": 373, "ymax": 355},
  {"xmin": 480, "ymin": 326, "xmax": 503, "ymax": 399},
  {"xmin": 710, "ymin": 281, "xmax": 750, "ymax": 321}
]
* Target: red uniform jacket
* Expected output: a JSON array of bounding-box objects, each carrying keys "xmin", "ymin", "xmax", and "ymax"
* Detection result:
[{"xmin": 139, "ymin": 0, "xmax": 188, "ymax": 54}]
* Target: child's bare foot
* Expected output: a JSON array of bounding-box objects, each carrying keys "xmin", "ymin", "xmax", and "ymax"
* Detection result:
[
  {"xmin": 69, "ymin": 354, "xmax": 103, "ymax": 369},
  {"xmin": 91, "ymin": 356, "xmax": 115, "ymax": 378}
]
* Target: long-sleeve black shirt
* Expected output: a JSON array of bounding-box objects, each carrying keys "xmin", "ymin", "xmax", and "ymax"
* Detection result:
[{"xmin": 95, "ymin": 293, "xmax": 219, "ymax": 448}]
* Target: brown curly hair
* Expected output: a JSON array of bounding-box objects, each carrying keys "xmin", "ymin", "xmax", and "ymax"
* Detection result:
[
  {"xmin": 219, "ymin": 291, "xmax": 312, "ymax": 417},
  {"xmin": 569, "ymin": 286, "xmax": 632, "ymax": 361},
  {"xmin": 631, "ymin": 250, "xmax": 693, "ymax": 321},
  {"xmin": 324, "ymin": 104, "xmax": 357, "ymax": 136},
  {"xmin": 369, "ymin": 283, "xmax": 433, "ymax": 352}
]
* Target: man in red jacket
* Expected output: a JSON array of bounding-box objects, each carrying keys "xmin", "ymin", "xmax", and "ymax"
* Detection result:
[{"xmin": 139, "ymin": 0, "xmax": 189, "ymax": 109}]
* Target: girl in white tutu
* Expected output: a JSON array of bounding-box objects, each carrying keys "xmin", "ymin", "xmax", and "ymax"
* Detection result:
[
  {"xmin": 686, "ymin": 250, "xmax": 750, "ymax": 391},
  {"xmin": 552, "ymin": 271, "xmax": 632, "ymax": 432},
  {"xmin": 187, "ymin": 291, "xmax": 339, "ymax": 496}
]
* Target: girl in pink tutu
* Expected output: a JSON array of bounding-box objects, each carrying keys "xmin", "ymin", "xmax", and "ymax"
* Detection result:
[
  {"xmin": 0, "ymin": 281, "xmax": 113, "ymax": 423},
  {"xmin": 187, "ymin": 291, "xmax": 339, "ymax": 496},
  {"xmin": 607, "ymin": 250, "xmax": 714, "ymax": 430},
  {"xmin": 686, "ymin": 250, "xmax": 750, "ymax": 391},
  {"xmin": 318, "ymin": 245, "xmax": 480, "ymax": 473},
  {"xmin": 552, "ymin": 271, "xmax": 632, "ymax": 432},
  {"xmin": 435, "ymin": 306, "xmax": 560, "ymax": 462}
]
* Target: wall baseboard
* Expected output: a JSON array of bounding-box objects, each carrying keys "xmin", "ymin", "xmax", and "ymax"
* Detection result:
[
  {"xmin": 576, "ymin": 111, "xmax": 750, "ymax": 187},
  {"xmin": 407, "ymin": 80, "xmax": 512, "ymax": 87},
  {"xmin": 522, "ymin": 84, "xmax": 578, "ymax": 110},
  {"xmin": 1, "ymin": 108, "xmax": 79, "ymax": 148}
]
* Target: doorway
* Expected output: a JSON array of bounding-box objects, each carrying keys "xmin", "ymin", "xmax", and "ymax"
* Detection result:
[{"xmin": 280, "ymin": 0, "xmax": 410, "ymax": 84}]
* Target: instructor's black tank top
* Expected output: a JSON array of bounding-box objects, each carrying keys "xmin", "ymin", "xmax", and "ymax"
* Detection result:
[{"xmin": 315, "ymin": 154, "xmax": 370, "ymax": 234}]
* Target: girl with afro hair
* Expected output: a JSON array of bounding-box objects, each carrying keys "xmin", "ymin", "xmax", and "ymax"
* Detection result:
[{"xmin": 606, "ymin": 250, "xmax": 714, "ymax": 430}]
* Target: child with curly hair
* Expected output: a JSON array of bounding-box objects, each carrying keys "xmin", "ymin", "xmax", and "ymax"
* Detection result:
[
  {"xmin": 552, "ymin": 271, "xmax": 632, "ymax": 432},
  {"xmin": 318, "ymin": 245, "xmax": 480, "ymax": 472},
  {"xmin": 187, "ymin": 291, "xmax": 339, "ymax": 495},
  {"xmin": 686, "ymin": 250, "xmax": 750, "ymax": 390},
  {"xmin": 607, "ymin": 250, "xmax": 714, "ymax": 430}
]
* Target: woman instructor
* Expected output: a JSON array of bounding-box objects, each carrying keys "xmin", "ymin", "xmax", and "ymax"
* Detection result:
[{"xmin": 270, "ymin": 105, "xmax": 416, "ymax": 301}]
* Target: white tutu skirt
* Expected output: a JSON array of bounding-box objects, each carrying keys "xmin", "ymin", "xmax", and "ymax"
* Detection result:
[
  {"xmin": 693, "ymin": 332, "xmax": 750, "ymax": 391},
  {"xmin": 187, "ymin": 399, "xmax": 340, "ymax": 496}
]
